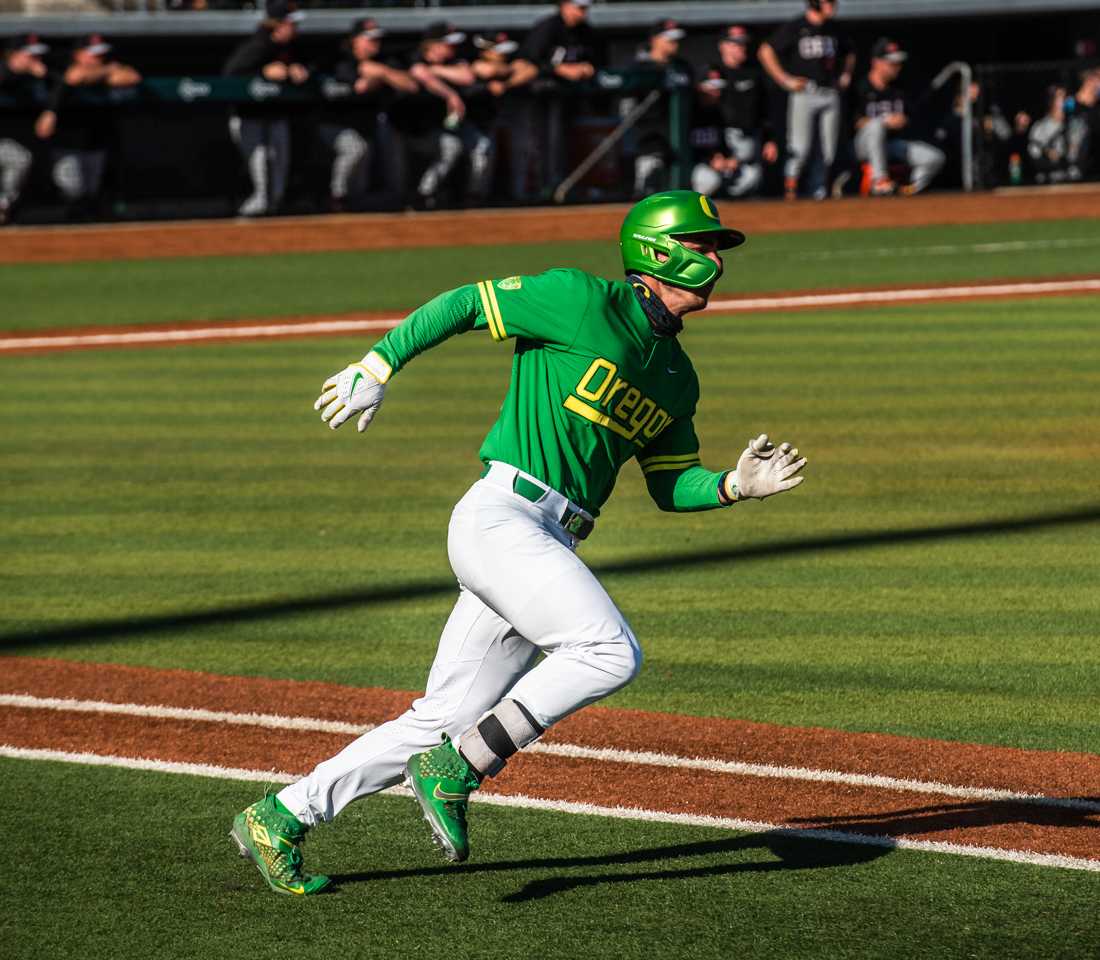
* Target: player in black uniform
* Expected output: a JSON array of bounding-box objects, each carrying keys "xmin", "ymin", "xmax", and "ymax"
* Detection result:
[
  {"xmin": 622, "ymin": 19, "xmax": 692, "ymax": 197},
  {"xmin": 46, "ymin": 34, "xmax": 141, "ymax": 220},
  {"xmin": 853, "ymin": 38, "xmax": 944, "ymax": 196},
  {"xmin": 222, "ymin": 0, "xmax": 309, "ymax": 217},
  {"xmin": 0, "ymin": 35, "xmax": 54, "ymax": 224},
  {"xmin": 320, "ymin": 18, "xmax": 416, "ymax": 212},
  {"xmin": 408, "ymin": 22, "xmax": 499, "ymax": 208},
  {"xmin": 691, "ymin": 25, "xmax": 777, "ymax": 199},
  {"xmin": 518, "ymin": 0, "xmax": 604, "ymax": 196},
  {"xmin": 758, "ymin": 0, "xmax": 854, "ymax": 200}
]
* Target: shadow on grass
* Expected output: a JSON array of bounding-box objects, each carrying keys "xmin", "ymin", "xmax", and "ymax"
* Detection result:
[
  {"xmin": 329, "ymin": 794, "xmax": 1100, "ymax": 901},
  {"xmin": 2, "ymin": 504, "xmax": 1098, "ymax": 652},
  {"xmin": 328, "ymin": 831, "xmax": 890, "ymax": 902},
  {"xmin": 791, "ymin": 796, "xmax": 1100, "ymax": 839}
]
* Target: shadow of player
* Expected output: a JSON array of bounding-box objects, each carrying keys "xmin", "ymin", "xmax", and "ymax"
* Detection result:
[{"xmin": 329, "ymin": 829, "xmax": 890, "ymax": 902}]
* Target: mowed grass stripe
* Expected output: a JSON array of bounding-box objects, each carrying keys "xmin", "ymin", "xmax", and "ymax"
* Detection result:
[
  {"xmin": 6, "ymin": 693, "xmax": 1097, "ymax": 813},
  {"xmin": 4, "ymin": 218, "xmax": 1100, "ymax": 332},
  {"xmin": 4, "ymin": 277, "xmax": 1100, "ymax": 353},
  {"xmin": 4, "ymin": 746, "xmax": 1098, "ymax": 874}
]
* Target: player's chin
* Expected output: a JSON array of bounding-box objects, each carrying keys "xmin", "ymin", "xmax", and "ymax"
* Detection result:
[{"xmin": 690, "ymin": 280, "xmax": 718, "ymax": 311}]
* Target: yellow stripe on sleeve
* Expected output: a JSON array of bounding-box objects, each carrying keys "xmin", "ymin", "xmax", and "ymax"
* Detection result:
[
  {"xmin": 484, "ymin": 281, "xmax": 506, "ymax": 339},
  {"xmin": 477, "ymin": 282, "xmax": 505, "ymax": 341},
  {"xmin": 477, "ymin": 282, "xmax": 503, "ymax": 341}
]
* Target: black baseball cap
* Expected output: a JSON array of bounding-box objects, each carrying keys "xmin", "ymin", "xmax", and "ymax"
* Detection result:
[
  {"xmin": 73, "ymin": 34, "xmax": 111, "ymax": 56},
  {"xmin": 719, "ymin": 25, "xmax": 750, "ymax": 46},
  {"xmin": 350, "ymin": 17, "xmax": 384, "ymax": 40},
  {"xmin": 4, "ymin": 33, "xmax": 49, "ymax": 55},
  {"xmin": 422, "ymin": 21, "xmax": 466, "ymax": 45},
  {"xmin": 650, "ymin": 19, "xmax": 685, "ymax": 41},
  {"xmin": 266, "ymin": 0, "xmax": 304, "ymax": 23},
  {"xmin": 871, "ymin": 38, "xmax": 908, "ymax": 63}
]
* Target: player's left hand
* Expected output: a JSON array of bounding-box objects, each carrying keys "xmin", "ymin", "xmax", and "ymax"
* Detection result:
[
  {"xmin": 314, "ymin": 358, "xmax": 387, "ymax": 433},
  {"xmin": 734, "ymin": 433, "xmax": 807, "ymax": 499}
]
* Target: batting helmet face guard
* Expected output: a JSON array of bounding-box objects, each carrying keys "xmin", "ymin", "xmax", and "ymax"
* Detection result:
[{"xmin": 620, "ymin": 190, "xmax": 746, "ymax": 290}]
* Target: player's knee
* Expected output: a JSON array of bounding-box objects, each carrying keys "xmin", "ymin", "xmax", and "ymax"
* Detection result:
[{"xmin": 587, "ymin": 621, "xmax": 643, "ymax": 691}]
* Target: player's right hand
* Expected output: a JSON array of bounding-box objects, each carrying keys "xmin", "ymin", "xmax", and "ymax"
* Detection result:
[
  {"xmin": 734, "ymin": 434, "xmax": 807, "ymax": 499},
  {"xmin": 314, "ymin": 353, "xmax": 389, "ymax": 433}
]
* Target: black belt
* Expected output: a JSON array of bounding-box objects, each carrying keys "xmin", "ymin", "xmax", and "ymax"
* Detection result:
[{"xmin": 480, "ymin": 464, "xmax": 595, "ymax": 541}]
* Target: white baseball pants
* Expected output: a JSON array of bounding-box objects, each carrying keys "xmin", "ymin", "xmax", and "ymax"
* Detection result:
[{"xmin": 278, "ymin": 462, "xmax": 642, "ymax": 826}]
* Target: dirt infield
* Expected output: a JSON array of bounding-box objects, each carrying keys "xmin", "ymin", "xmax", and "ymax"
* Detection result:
[
  {"xmin": 3, "ymin": 657, "xmax": 1097, "ymax": 865},
  {"xmin": 3, "ymin": 187, "xmax": 1100, "ymax": 265}
]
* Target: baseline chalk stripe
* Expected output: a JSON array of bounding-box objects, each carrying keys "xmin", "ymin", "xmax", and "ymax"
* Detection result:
[
  {"xmin": 0, "ymin": 693, "xmax": 371, "ymax": 736},
  {"xmin": 705, "ymin": 278, "xmax": 1100, "ymax": 313},
  {"xmin": 0, "ymin": 317, "xmax": 402, "ymax": 352},
  {"xmin": 5, "ymin": 693, "xmax": 1097, "ymax": 814},
  {"xmin": 528, "ymin": 741, "xmax": 1100, "ymax": 814},
  {"xmin": 3, "ymin": 277, "xmax": 1099, "ymax": 353},
  {"xmin": 3, "ymin": 745, "xmax": 1098, "ymax": 874}
]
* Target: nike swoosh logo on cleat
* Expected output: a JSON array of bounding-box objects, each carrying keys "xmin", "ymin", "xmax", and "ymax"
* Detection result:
[{"xmin": 432, "ymin": 784, "xmax": 469, "ymax": 802}]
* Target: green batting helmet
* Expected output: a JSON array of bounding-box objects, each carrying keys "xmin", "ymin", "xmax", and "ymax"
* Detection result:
[{"xmin": 619, "ymin": 190, "xmax": 746, "ymax": 290}]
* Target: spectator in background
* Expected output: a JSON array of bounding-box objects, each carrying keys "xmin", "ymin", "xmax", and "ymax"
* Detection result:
[
  {"xmin": 0, "ymin": 34, "xmax": 54, "ymax": 225},
  {"xmin": 471, "ymin": 32, "xmax": 537, "ymax": 201},
  {"xmin": 521, "ymin": 0, "xmax": 601, "ymax": 85},
  {"xmin": 321, "ymin": 18, "xmax": 416, "ymax": 212},
  {"xmin": 408, "ymin": 22, "xmax": 494, "ymax": 208},
  {"xmin": 622, "ymin": 19, "xmax": 692, "ymax": 197},
  {"xmin": 222, "ymin": 0, "xmax": 309, "ymax": 217},
  {"xmin": 472, "ymin": 31, "xmax": 537, "ymax": 96},
  {"xmin": 692, "ymin": 25, "xmax": 777, "ymax": 200},
  {"xmin": 1027, "ymin": 85, "xmax": 1080, "ymax": 184},
  {"xmin": 46, "ymin": 34, "xmax": 141, "ymax": 219},
  {"xmin": 758, "ymin": 0, "xmax": 854, "ymax": 200},
  {"xmin": 519, "ymin": 0, "xmax": 604, "ymax": 196},
  {"xmin": 1066, "ymin": 67, "xmax": 1100, "ymax": 178},
  {"xmin": 853, "ymin": 38, "xmax": 945, "ymax": 195}
]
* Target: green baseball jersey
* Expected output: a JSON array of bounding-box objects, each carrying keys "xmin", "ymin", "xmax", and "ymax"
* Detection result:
[{"xmin": 371, "ymin": 268, "xmax": 731, "ymax": 517}]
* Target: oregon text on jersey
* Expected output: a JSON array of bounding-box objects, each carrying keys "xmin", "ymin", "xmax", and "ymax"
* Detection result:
[{"xmin": 565, "ymin": 356, "xmax": 675, "ymax": 446}]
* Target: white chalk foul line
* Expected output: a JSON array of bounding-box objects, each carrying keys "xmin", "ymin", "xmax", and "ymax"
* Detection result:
[
  {"xmin": 2, "ymin": 745, "xmax": 1097, "ymax": 874},
  {"xmin": 0, "ymin": 693, "xmax": 372, "ymax": 736},
  {"xmin": 0, "ymin": 317, "xmax": 402, "ymax": 352},
  {"xmin": 5, "ymin": 693, "xmax": 1097, "ymax": 815},
  {"xmin": 705, "ymin": 277, "xmax": 1100, "ymax": 313},
  {"xmin": 4, "ymin": 276, "xmax": 1100, "ymax": 353}
]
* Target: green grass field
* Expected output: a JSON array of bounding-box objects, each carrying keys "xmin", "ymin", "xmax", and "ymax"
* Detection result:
[
  {"xmin": 3, "ymin": 216, "xmax": 1099, "ymax": 959},
  {"xmin": 7, "ymin": 759, "xmax": 1095, "ymax": 960},
  {"xmin": 3, "ymin": 217, "xmax": 1100, "ymax": 330}
]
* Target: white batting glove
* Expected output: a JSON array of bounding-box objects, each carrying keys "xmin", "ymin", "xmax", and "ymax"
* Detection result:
[
  {"xmin": 730, "ymin": 433, "xmax": 807, "ymax": 500},
  {"xmin": 314, "ymin": 351, "xmax": 391, "ymax": 433}
]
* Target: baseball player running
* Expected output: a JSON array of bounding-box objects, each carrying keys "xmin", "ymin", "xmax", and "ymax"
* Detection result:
[{"xmin": 230, "ymin": 190, "xmax": 807, "ymax": 895}]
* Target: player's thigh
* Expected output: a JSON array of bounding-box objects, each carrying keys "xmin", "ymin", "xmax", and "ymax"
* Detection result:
[
  {"xmin": 449, "ymin": 482, "xmax": 636, "ymax": 655},
  {"xmin": 412, "ymin": 586, "xmax": 540, "ymax": 735}
]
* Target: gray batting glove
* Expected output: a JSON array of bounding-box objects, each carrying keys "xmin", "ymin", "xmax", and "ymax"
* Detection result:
[
  {"xmin": 314, "ymin": 351, "xmax": 390, "ymax": 433},
  {"xmin": 732, "ymin": 433, "xmax": 807, "ymax": 500}
]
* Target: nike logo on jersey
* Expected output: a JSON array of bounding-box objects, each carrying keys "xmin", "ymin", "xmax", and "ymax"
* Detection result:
[{"xmin": 666, "ymin": 365, "xmax": 679, "ymax": 375}]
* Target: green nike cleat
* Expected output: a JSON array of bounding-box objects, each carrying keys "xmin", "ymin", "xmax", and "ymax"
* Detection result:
[
  {"xmin": 405, "ymin": 734, "xmax": 481, "ymax": 862},
  {"xmin": 230, "ymin": 794, "xmax": 332, "ymax": 896}
]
